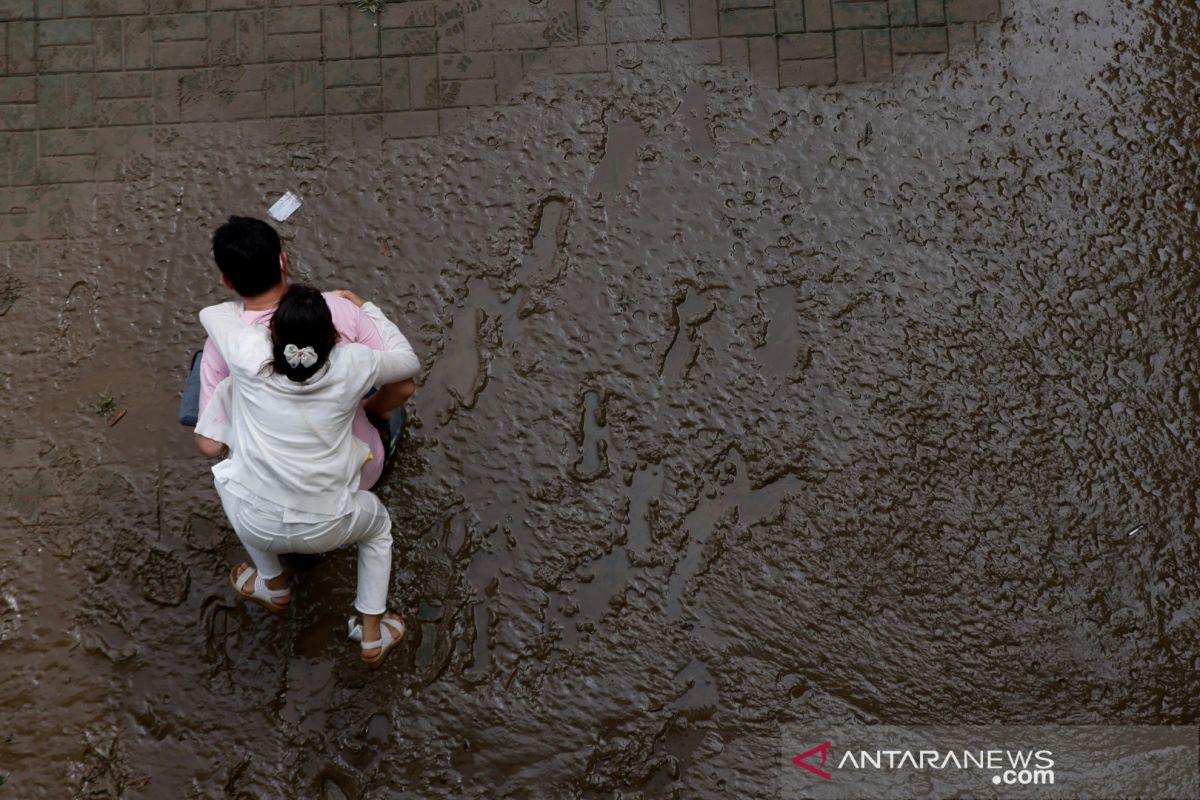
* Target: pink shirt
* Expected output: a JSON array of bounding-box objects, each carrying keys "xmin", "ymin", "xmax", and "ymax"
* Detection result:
[{"xmin": 199, "ymin": 292, "xmax": 388, "ymax": 490}]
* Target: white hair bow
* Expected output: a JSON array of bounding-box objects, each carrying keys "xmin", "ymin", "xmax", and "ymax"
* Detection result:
[{"xmin": 283, "ymin": 343, "xmax": 318, "ymax": 368}]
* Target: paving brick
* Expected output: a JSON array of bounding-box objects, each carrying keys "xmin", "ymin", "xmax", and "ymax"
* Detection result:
[
  {"xmin": 439, "ymin": 77, "xmax": 493, "ymax": 107},
  {"xmin": 608, "ymin": 15, "xmax": 662, "ymax": 44},
  {"xmin": 209, "ymin": 10, "xmax": 237, "ymax": 64},
  {"xmin": 891, "ymin": 25, "xmax": 947, "ymax": 53},
  {"xmin": 153, "ymin": 39, "xmax": 206, "ymax": 67},
  {"xmin": 545, "ymin": 0, "xmax": 578, "ymax": 45},
  {"xmin": 325, "ymin": 58, "xmax": 379, "ymax": 87},
  {"xmin": 326, "ymin": 112, "xmax": 381, "ymax": 148},
  {"xmin": 236, "ymin": 11, "xmax": 265, "ymax": 63},
  {"xmin": 464, "ymin": 7, "xmax": 492, "ymax": 50},
  {"xmin": 38, "ymin": 18, "xmax": 91, "ymax": 46},
  {"xmin": 67, "ymin": 72, "xmax": 95, "ymax": 125},
  {"xmin": 945, "ymin": 0, "xmax": 998, "ymax": 22},
  {"xmin": 381, "ymin": 27, "xmax": 437, "ymax": 56},
  {"xmin": 718, "ymin": 8, "xmax": 774, "ymax": 36},
  {"xmin": 888, "ymin": 0, "xmax": 916, "ymax": 25},
  {"xmin": 611, "ymin": 0, "xmax": 662, "ymax": 13},
  {"xmin": 293, "ymin": 60, "xmax": 322, "ymax": 114},
  {"xmin": 776, "ymin": 0, "xmax": 804, "ymax": 33},
  {"xmin": 576, "ymin": 0, "xmax": 605, "ymax": 45},
  {"xmin": 917, "ymin": 0, "xmax": 946, "ymax": 24},
  {"xmin": 123, "ymin": 15, "xmax": 151, "ymax": 68},
  {"xmin": 150, "ymin": 0, "xmax": 205, "ymax": 12},
  {"xmin": 380, "ymin": 56, "xmax": 409, "ymax": 110},
  {"xmin": 325, "ymin": 84, "xmax": 380, "ymax": 114},
  {"xmin": 321, "ymin": 5, "xmax": 349, "ymax": 60},
  {"xmin": 267, "ymin": 6, "xmax": 320, "ymax": 34},
  {"xmin": 209, "ymin": 0, "xmax": 265, "ymax": 8},
  {"xmin": 7, "ymin": 22, "xmax": 37, "ymax": 74},
  {"xmin": 380, "ymin": 0, "xmax": 435, "ymax": 29},
  {"xmin": 0, "ymin": 103, "xmax": 35, "ymax": 130},
  {"xmin": 93, "ymin": 17, "xmax": 122, "ymax": 69},
  {"xmin": 493, "ymin": 21, "xmax": 544, "ymax": 51},
  {"xmin": 270, "ymin": 116, "xmax": 323, "ymax": 144},
  {"xmin": 863, "ymin": 27, "xmax": 891, "ymax": 76},
  {"xmin": 94, "ymin": 70, "xmax": 151, "ymax": 98},
  {"xmin": 9, "ymin": 131, "xmax": 35, "ymax": 182},
  {"xmin": 348, "ymin": 5, "xmax": 378, "ymax": 58},
  {"xmin": 151, "ymin": 14, "xmax": 207, "ymax": 41},
  {"xmin": 748, "ymin": 34, "xmax": 777, "ymax": 90},
  {"xmin": 408, "ymin": 54, "xmax": 436, "ymax": 108},
  {"xmin": 779, "ymin": 32, "xmax": 833, "ymax": 60},
  {"xmin": 804, "ymin": 0, "xmax": 831, "ymax": 31},
  {"xmin": 439, "ymin": 51, "xmax": 493, "ymax": 80},
  {"xmin": 65, "ymin": 0, "xmax": 148, "ymax": 15},
  {"xmin": 0, "ymin": 76, "xmax": 34, "ymax": 101},
  {"xmin": 779, "ymin": 57, "xmax": 835, "ymax": 86},
  {"xmin": 831, "ymin": 1, "xmax": 889, "ymax": 28},
  {"xmin": 94, "ymin": 123, "xmax": 150, "ymax": 181},
  {"xmin": 36, "ymin": 75, "xmax": 66, "ymax": 128},
  {"xmin": 548, "ymin": 45, "xmax": 606, "ymax": 74},
  {"xmin": 493, "ymin": 50, "xmax": 522, "ymax": 101},
  {"xmin": 34, "ymin": 0, "xmax": 62, "ymax": 19},
  {"xmin": 95, "ymin": 96, "xmax": 152, "ymax": 124},
  {"xmin": 947, "ymin": 21, "xmax": 975, "ymax": 55},
  {"xmin": 434, "ymin": 2, "xmax": 467, "ymax": 53},
  {"xmin": 266, "ymin": 31, "xmax": 320, "ymax": 61},
  {"xmin": 835, "ymin": 28, "xmax": 864, "ymax": 81},
  {"xmin": 719, "ymin": 37, "xmax": 747, "ymax": 70},
  {"xmin": 38, "ymin": 154, "xmax": 96, "ymax": 184},
  {"xmin": 662, "ymin": 0, "xmax": 690, "ymax": 39},
  {"xmin": 0, "ymin": 0, "xmax": 34, "ymax": 17},
  {"xmin": 382, "ymin": 109, "xmax": 437, "ymax": 139},
  {"xmin": 39, "ymin": 128, "xmax": 94, "ymax": 156}
]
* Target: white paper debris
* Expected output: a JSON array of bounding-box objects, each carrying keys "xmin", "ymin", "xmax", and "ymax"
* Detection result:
[{"xmin": 268, "ymin": 191, "xmax": 302, "ymax": 222}]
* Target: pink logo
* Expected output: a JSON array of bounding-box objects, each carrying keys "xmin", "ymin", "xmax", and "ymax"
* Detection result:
[{"xmin": 793, "ymin": 741, "xmax": 833, "ymax": 780}]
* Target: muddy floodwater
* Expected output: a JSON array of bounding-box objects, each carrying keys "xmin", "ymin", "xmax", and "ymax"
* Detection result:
[{"xmin": 1, "ymin": 0, "xmax": 1199, "ymax": 797}]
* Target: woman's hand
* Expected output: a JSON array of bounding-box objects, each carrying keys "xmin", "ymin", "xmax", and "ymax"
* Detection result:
[{"xmin": 333, "ymin": 289, "xmax": 367, "ymax": 307}]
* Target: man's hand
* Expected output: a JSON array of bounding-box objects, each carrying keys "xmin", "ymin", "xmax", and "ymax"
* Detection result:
[{"xmin": 333, "ymin": 289, "xmax": 367, "ymax": 307}]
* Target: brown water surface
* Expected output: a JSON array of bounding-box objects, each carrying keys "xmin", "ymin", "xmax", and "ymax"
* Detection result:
[{"xmin": 1, "ymin": 0, "xmax": 1198, "ymax": 796}]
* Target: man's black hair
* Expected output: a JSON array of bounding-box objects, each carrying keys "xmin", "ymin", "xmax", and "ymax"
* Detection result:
[{"xmin": 212, "ymin": 216, "xmax": 283, "ymax": 298}]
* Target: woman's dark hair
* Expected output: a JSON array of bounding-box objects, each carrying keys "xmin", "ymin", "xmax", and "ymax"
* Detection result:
[{"xmin": 265, "ymin": 285, "xmax": 337, "ymax": 382}]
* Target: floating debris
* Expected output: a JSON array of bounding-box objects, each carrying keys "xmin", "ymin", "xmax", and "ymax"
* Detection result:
[
  {"xmin": 1126, "ymin": 525, "xmax": 1145, "ymax": 538},
  {"xmin": 267, "ymin": 191, "xmax": 302, "ymax": 222}
]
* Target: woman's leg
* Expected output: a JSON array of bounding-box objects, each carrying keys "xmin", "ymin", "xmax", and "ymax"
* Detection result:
[
  {"xmin": 215, "ymin": 482, "xmax": 291, "ymax": 608},
  {"xmin": 344, "ymin": 491, "xmax": 393, "ymax": 616}
]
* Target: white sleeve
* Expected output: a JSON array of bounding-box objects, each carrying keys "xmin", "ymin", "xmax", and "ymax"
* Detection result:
[
  {"xmin": 360, "ymin": 301, "xmax": 420, "ymax": 386},
  {"xmin": 198, "ymin": 302, "xmax": 244, "ymax": 359},
  {"xmin": 195, "ymin": 376, "xmax": 233, "ymax": 447}
]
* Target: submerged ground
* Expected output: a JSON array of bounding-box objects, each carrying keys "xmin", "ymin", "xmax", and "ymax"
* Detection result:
[{"xmin": 1, "ymin": 0, "xmax": 1198, "ymax": 797}]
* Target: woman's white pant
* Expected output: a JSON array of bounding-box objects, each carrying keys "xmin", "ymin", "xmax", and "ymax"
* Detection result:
[{"xmin": 216, "ymin": 484, "xmax": 393, "ymax": 615}]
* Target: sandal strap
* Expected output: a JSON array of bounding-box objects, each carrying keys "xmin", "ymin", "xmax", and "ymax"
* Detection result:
[
  {"xmin": 361, "ymin": 617, "xmax": 405, "ymax": 650},
  {"xmin": 254, "ymin": 573, "xmax": 291, "ymax": 599},
  {"xmin": 235, "ymin": 566, "xmax": 256, "ymax": 592}
]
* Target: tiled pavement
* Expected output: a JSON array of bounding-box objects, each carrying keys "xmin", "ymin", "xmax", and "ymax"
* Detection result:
[{"xmin": 0, "ymin": 0, "xmax": 1001, "ymax": 239}]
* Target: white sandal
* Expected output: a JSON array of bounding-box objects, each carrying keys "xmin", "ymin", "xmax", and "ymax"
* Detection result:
[
  {"xmin": 229, "ymin": 565, "xmax": 290, "ymax": 615},
  {"xmin": 347, "ymin": 614, "xmax": 406, "ymax": 669}
]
